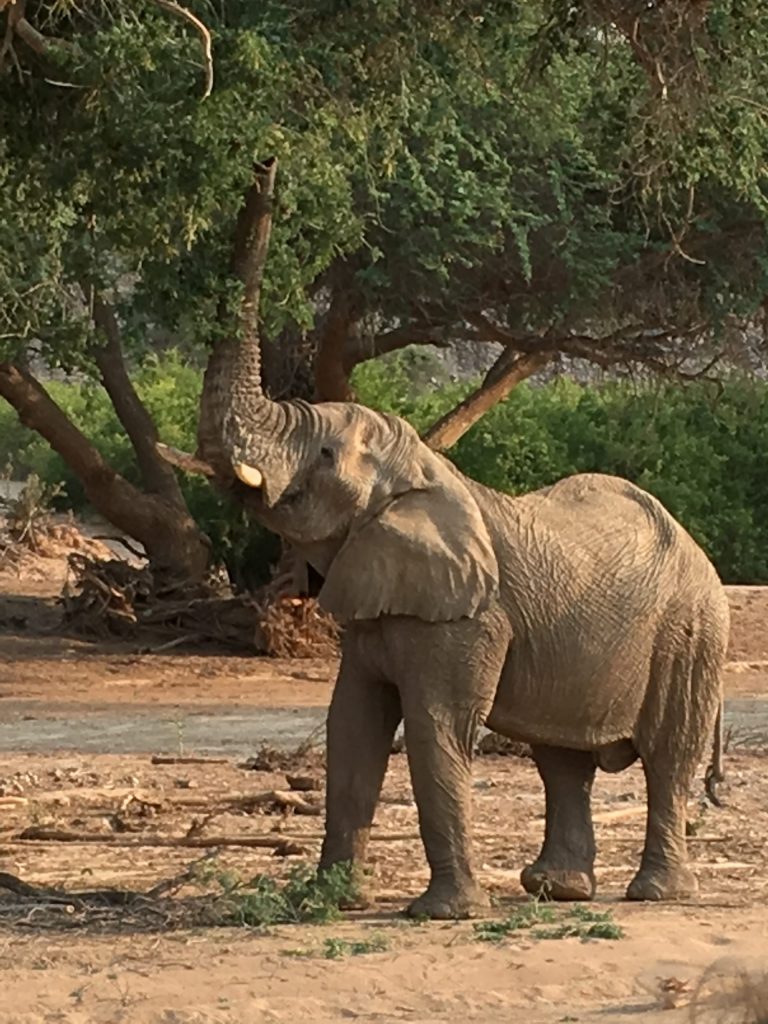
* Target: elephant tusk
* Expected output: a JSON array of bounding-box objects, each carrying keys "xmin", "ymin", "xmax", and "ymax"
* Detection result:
[
  {"xmin": 156, "ymin": 443, "xmax": 217, "ymax": 477},
  {"xmin": 233, "ymin": 462, "xmax": 263, "ymax": 488}
]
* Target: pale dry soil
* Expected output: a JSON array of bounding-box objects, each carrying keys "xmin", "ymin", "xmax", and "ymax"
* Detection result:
[{"xmin": 0, "ymin": 560, "xmax": 767, "ymax": 1024}]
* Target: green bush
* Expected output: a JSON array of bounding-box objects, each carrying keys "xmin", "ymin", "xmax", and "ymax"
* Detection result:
[{"xmin": 3, "ymin": 350, "xmax": 768, "ymax": 583}]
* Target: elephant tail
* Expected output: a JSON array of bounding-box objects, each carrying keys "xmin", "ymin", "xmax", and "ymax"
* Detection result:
[{"xmin": 704, "ymin": 699, "xmax": 725, "ymax": 807}]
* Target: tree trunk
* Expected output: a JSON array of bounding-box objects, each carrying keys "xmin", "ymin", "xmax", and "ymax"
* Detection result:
[
  {"xmin": 0, "ymin": 363, "xmax": 210, "ymax": 579},
  {"xmin": 314, "ymin": 289, "xmax": 358, "ymax": 402},
  {"xmin": 423, "ymin": 349, "xmax": 550, "ymax": 451}
]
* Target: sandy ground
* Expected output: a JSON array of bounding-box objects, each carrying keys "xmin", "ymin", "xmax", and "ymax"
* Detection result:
[{"xmin": 0, "ymin": 559, "xmax": 767, "ymax": 1024}]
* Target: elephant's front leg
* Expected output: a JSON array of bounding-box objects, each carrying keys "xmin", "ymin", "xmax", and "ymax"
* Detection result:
[
  {"xmin": 319, "ymin": 645, "xmax": 402, "ymax": 903},
  {"xmin": 389, "ymin": 609, "xmax": 511, "ymax": 920}
]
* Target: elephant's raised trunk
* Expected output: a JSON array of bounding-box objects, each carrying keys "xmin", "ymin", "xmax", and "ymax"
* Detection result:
[
  {"xmin": 158, "ymin": 158, "xmax": 310, "ymax": 503},
  {"xmin": 196, "ymin": 158, "xmax": 286, "ymax": 471},
  {"xmin": 197, "ymin": 334, "xmax": 286, "ymax": 472}
]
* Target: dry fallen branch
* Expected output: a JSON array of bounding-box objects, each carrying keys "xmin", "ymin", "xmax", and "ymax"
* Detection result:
[
  {"xmin": 169, "ymin": 789, "xmax": 322, "ymax": 816},
  {"xmin": 476, "ymin": 734, "xmax": 532, "ymax": 758},
  {"xmin": 60, "ymin": 555, "xmax": 340, "ymax": 657},
  {"xmin": 286, "ymin": 774, "xmax": 321, "ymax": 792},
  {"xmin": 242, "ymin": 728, "xmax": 326, "ymax": 773},
  {"xmin": 257, "ymin": 594, "xmax": 339, "ymax": 659},
  {"xmin": 0, "ymin": 870, "xmax": 140, "ymax": 907},
  {"xmin": 591, "ymin": 806, "xmax": 648, "ymax": 825},
  {"xmin": 0, "ymin": 860, "xmax": 216, "ymax": 932}
]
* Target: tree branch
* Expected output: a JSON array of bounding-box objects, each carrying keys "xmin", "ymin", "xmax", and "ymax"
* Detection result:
[
  {"xmin": 13, "ymin": 13, "xmax": 48, "ymax": 54},
  {"xmin": 87, "ymin": 287, "xmax": 189, "ymax": 506},
  {"xmin": 0, "ymin": 362, "xmax": 209, "ymax": 576},
  {"xmin": 1, "ymin": 0, "xmax": 213, "ymax": 97},
  {"xmin": 423, "ymin": 349, "xmax": 551, "ymax": 452},
  {"xmin": 1, "ymin": 0, "xmax": 73, "ymax": 62},
  {"xmin": 149, "ymin": 0, "xmax": 214, "ymax": 99},
  {"xmin": 343, "ymin": 323, "xmax": 461, "ymax": 372}
]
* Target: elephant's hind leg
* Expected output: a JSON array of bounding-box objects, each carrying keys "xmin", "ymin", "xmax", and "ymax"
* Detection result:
[
  {"xmin": 521, "ymin": 746, "xmax": 596, "ymax": 901},
  {"xmin": 627, "ymin": 635, "xmax": 721, "ymax": 901},
  {"xmin": 625, "ymin": 760, "xmax": 698, "ymax": 901}
]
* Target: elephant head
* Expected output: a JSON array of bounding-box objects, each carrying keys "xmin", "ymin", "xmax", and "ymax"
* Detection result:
[
  {"xmin": 157, "ymin": 161, "xmax": 498, "ymax": 623},
  {"xmin": 163, "ymin": 327, "xmax": 499, "ymax": 624}
]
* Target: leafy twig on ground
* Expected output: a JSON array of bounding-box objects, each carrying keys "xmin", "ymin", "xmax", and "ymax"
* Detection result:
[
  {"xmin": 192, "ymin": 861, "xmax": 359, "ymax": 927},
  {"xmin": 473, "ymin": 901, "xmax": 624, "ymax": 943}
]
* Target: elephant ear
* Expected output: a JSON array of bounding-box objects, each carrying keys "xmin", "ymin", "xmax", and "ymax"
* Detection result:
[{"xmin": 319, "ymin": 480, "xmax": 499, "ymax": 623}]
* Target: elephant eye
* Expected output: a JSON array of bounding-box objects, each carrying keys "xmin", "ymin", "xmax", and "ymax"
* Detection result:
[{"xmin": 320, "ymin": 445, "xmax": 334, "ymax": 463}]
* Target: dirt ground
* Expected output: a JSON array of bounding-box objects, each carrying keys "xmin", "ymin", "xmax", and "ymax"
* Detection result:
[{"xmin": 1, "ymin": 557, "xmax": 767, "ymax": 1024}]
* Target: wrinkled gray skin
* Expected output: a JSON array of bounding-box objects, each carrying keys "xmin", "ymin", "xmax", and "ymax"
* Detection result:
[{"xmin": 196, "ymin": 342, "xmax": 730, "ymax": 919}]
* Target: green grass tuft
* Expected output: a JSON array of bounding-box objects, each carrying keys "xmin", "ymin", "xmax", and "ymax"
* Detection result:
[{"xmin": 474, "ymin": 901, "xmax": 624, "ymax": 943}]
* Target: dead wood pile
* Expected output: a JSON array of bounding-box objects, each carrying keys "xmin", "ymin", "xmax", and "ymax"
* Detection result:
[
  {"xmin": 61, "ymin": 555, "xmax": 339, "ymax": 658},
  {"xmin": 0, "ymin": 517, "xmax": 112, "ymax": 577}
]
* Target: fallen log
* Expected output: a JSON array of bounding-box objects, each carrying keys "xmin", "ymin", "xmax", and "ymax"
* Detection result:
[
  {"xmin": 0, "ymin": 870, "xmax": 140, "ymax": 907},
  {"xmin": 14, "ymin": 826, "xmax": 306, "ymax": 855},
  {"xmin": 169, "ymin": 789, "xmax": 322, "ymax": 815},
  {"xmin": 150, "ymin": 755, "xmax": 229, "ymax": 766}
]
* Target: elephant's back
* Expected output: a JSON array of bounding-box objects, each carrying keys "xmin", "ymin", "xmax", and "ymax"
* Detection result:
[
  {"xmin": 510, "ymin": 472, "xmax": 715, "ymax": 585},
  {"xmin": 511, "ymin": 472, "xmax": 725, "ymax": 631}
]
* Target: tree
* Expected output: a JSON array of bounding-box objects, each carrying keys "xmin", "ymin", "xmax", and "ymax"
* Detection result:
[
  {"xmin": 300, "ymin": 0, "xmax": 768, "ymax": 444},
  {"xmin": 0, "ymin": 0, "xmax": 224, "ymax": 576},
  {"xmin": 1, "ymin": 0, "xmax": 768, "ymax": 579}
]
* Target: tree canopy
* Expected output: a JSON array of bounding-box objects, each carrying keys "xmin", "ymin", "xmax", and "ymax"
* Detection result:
[
  {"xmin": 3, "ymin": 1, "xmax": 768, "ymax": 377},
  {"xmin": 1, "ymin": 0, "xmax": 768, "ymax": 571}
]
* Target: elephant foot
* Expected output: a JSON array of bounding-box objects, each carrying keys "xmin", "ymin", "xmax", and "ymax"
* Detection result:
[
  {"xmin": 520, "ymin": 863, "xmax": 595, "ymax": 901},
  {"xmin": 406, "ymin": 878, "xmax": 491, "ymax": 920},
  {"xmin": 626, "ymin": 863, "xmax": 698, "ymax": 902}
]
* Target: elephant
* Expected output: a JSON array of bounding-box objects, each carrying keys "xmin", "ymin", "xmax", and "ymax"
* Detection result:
[{"xmin": 161, "ymin": 333, "xmax": 730, "ymax": 920}]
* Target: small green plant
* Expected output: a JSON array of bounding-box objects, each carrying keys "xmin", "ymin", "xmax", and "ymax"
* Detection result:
[
  {"xmin": 282, "ymin": 933, "xmax": 389, "ymax": 959},
  {"xmin": 194, "ymin": 861, "xmax": 359, "ymax": 927},
  {"xmin": 533, "ymin": 905, "xmax": 624, "ymax": 941},
  {"xmin": 473, "ymin": 899, "xmax": 557, "ymax": 942},
  {"xmin": 474, "ymin": 901, "xmax": 623, "ymax": 943},
  {"xmin": 173, "ymin": 717, "xmax": 186, "ymax": 757},
  {"xmin": 321, "ymin": 935, "xmax": 389, "ymax": 959}
]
